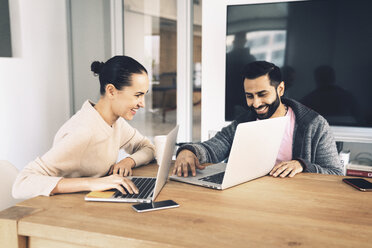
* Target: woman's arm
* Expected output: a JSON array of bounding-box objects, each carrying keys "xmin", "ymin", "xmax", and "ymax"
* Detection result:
[
  {"xmin": 120, "ymin": 121, "xmax": 155, "ymax": 167},
  {"xmin": 108, "ymin": 157, "xmax": 136, "ymax": 177},
  {"xmin": 13, "ymin": 129, "xmax": 92, "ymax": 199},
  {"xmin": 51, "ymin": 175, "xmax": 138, "ymax": 195}
]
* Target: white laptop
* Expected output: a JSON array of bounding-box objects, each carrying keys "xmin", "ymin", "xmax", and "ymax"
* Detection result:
[
  {"xmin": 85, "ymin": 125, "xmax": 179, "ymax": 203},
  {"xmin": 169, "ymin": 117, "xmax": 287, "ymax": 190}
]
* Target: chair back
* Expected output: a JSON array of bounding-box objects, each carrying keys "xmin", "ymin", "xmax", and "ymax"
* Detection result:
[{"xmin": 0, "ymin": 160, "xmax": 21, "ymax": 211}]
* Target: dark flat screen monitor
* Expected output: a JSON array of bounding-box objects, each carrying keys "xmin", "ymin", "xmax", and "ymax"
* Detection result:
[{"xmin": 225, "ymin": 0, "xmax": 372, "ymax": 129}]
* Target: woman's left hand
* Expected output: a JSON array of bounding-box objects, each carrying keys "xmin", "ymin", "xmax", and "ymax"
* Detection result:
[{"xmin": 108, "ymin": 157, "xmax": 136, "ymax": 177}]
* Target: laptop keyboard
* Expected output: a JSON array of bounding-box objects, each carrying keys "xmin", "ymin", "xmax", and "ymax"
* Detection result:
[
  {"xmin": 199, "ymin": 172, "xmax": 225, "ymax": 184},
  {"xmin": 114, "ymin": 177, "xmax": 156, "ymax": 199}
]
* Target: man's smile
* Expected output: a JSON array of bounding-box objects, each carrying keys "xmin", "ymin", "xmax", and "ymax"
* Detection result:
[{"xmin": 255, "ymin": 105, "xmax": 268, "ymax": 114}]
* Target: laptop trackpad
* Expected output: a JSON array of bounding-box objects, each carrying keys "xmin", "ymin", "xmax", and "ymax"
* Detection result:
[{"xmin": 195, "ymin": 163, "xmax": 226, "ymax": 178}]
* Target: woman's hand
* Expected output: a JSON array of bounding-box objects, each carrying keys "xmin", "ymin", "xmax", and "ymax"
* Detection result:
[
  {"xmin": 108, "ymin": 157, "xmax": 136, "ymax": 177},
  {"xmin": 88, "ymin": 174, "xmax": 138, "ymax": 194}
]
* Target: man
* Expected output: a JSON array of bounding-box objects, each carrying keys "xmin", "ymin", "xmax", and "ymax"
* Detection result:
[{"xmin": 173, "ymin": 61, "xmax": 342, "ymax": 178}]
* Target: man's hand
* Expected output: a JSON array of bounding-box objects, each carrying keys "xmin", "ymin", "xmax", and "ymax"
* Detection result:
[
  {"xmin": 269, "ymin": 160, "xmax": 303, "ymax": 178},
  {"xmin": 172, "ymin": 150, "xmax": 206, "ymax": 177},
  {"xmin": 108, "ymin": 157, "xmax": 136, "ymax": 177}
]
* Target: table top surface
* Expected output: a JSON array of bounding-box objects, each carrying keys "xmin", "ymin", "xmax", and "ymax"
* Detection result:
[{"xmin": 2, "ymin": 163, "xmax": 372, "ymax": 248}]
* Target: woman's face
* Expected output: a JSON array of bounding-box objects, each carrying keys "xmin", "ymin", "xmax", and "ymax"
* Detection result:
[{"xmin": 112, "ymin": 73, "xmax": 149, "ymax": 120}]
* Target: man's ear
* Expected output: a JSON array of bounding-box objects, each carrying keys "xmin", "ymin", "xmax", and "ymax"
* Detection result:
[
  {"xmin": 105, "ymin": 84, "xmax": 116, "ymax": 98},
  {"xmin": 277, "ymin": 81, "xmax": 285, "ymax": 97}
]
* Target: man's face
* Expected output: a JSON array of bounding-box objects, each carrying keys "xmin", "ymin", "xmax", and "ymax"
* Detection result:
[{"xmin": 244, "ymin": 74, "xmax": 284, "ymax": 119}]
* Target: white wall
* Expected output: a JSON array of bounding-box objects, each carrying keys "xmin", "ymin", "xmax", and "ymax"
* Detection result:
[
  {"xmin": 0, "ymin": 0, "xmax": 70, "ymax": 170},
  {"xmin": 201, "ymin": 0, "xmax": 229, "ymax": 140}
]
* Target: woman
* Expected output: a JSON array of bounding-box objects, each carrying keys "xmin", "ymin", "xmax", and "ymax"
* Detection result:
[{"xmin": 13, "ymin": 56, "xmax": 155, "ymax": 199}]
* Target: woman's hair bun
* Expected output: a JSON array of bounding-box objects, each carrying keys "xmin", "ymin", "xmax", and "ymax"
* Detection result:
[{"xmin": 91, "ymin": 61, "xmax": 105, "ymax": 75}]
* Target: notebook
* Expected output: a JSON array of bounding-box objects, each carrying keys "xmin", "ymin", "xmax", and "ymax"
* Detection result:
[
  {"xmin": 85, "ymin": 125, "xmax": 179, "ymax": 203},
  {"xmin": 169, "ymin": 117, "xmax": 287, "ymax": 190}
]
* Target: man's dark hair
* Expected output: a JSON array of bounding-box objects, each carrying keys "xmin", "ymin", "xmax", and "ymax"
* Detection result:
[{"xmin": 242, "ymin": 61, "xmax": 282, "ymax": 88}]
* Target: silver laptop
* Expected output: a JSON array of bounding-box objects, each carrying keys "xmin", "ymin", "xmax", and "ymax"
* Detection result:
[
  {"xmin": 170, "ymin": 117, "xmax": 288, "ymax": 190},
  {"xmin": 85, "ymin": 125, "xmax": 179, "ymax": 203}
]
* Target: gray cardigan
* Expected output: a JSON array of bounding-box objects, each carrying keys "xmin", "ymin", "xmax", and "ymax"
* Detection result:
[{"xmin": 178, "ymin": 98, "xmax": 343, "ymax": 175}]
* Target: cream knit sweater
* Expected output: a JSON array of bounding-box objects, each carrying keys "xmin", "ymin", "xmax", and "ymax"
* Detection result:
[{"xmin": 12, "ymin": 100, "xmax": 155, "ymax": 199}]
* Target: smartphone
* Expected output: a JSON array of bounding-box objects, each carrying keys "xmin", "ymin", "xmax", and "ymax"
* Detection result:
[
  {"xmin": 132, "ymin": 200, "xmax": 179, "ymax": 212},
  {"xmin": 342, "ymin": 178, "xmax": 372, "ymax": 191}
]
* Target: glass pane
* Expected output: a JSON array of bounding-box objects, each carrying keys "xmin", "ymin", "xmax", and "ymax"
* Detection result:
[
  {"xmin": 69, "ymin": 1, "xmax": 202, "ymax": 142},
  {"xmin": 225, "ymin": 0, "xmax": 372, "ymax": 127},
  {"xmin": 70, "ymin": 0, "xmax": 111, "ymax": 113},
  {"xmin": 124, "ymin": 0, "xmax": 178, "ymax": 139},
  {"xmin": 225, "ymin": 4, "xmax": 288, "ymax": 121},
  {"xmin": 246, "ymin": 30, "xmax": 286, "ymax": 67},
  {"xmin": 124, "ymin": 0, "xmax": 202, "ymax": 142}
]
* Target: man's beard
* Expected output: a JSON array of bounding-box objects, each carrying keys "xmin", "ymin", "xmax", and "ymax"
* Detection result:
[{"xmin": 249, "ymin": 92, "xmax": 281, "ymax": 120}]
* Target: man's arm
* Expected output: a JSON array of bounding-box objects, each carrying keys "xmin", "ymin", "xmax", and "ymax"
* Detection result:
[
  {"xmin": 178, "ymin": 121, "xmax": 238, "ymax": 163},
  {"xmin": 297, "ymin": 118, "xmax": 343, "ymax": 175},
  {"xmin": 268, "ymin": 115, "xmax": 342, "ymax": 178},
  {"xmin": 173, "ymin": 121, "xmax": 238, "ymax": 177}
]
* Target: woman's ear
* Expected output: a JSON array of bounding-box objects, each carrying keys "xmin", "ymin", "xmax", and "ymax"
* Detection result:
[
  {"xmin": 105, "ymin": 84, "xmax": 116, "ymax": 98},
  {"xmin": 277, "ymin": 81, "xmax": 285, "ymax": 97}
]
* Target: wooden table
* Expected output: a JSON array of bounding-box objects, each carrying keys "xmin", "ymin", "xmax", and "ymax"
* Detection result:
[{"xmin": 1, "ymin": 163, "xmax": 372, "ymax": 248}]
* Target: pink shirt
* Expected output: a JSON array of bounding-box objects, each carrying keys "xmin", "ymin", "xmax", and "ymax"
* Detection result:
[{"xmin": 275, "ymin": 106, "xmax": 296, "ymax": 165}]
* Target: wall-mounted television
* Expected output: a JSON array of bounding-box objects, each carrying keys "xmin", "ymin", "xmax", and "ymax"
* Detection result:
[{"xmin": 202, "ymin": 0, "xmax": 372, "ymax": 143}]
